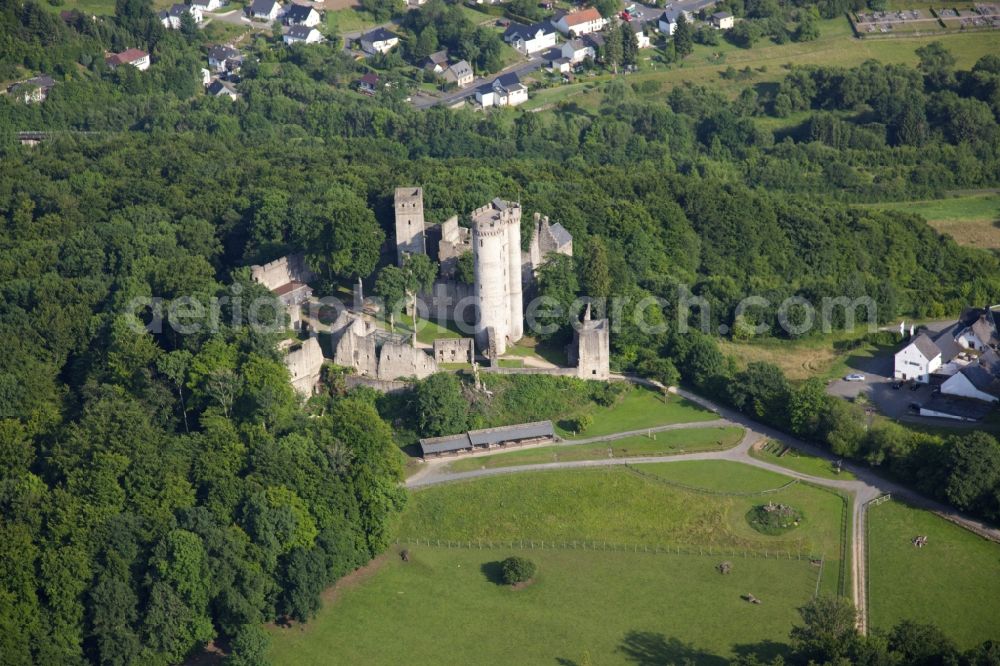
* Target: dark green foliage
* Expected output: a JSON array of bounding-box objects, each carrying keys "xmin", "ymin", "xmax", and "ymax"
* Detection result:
[
  {"xmin": 415, "ymin": 373, "xmax": 468, "ymax": 436},
  {"xmin": 500, "ymin": 556, "xmax": 536, "ymax": 584},
  {"xmin": 746, "ymin": 502, "xmax": 803, "ymax": 535}
]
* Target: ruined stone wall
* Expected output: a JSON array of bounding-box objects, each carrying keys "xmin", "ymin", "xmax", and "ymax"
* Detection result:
[
  {"xmin": 394, "ymin": 187, "xmax": 426, "ymax": 266},
  {"xmin": 332, "ymin": 316, "xmax": 378, "ymax": 376},
  {"xmin": 284, "ymin": 337, "xmax": 324, "ymax": 395},
  {"xmin": 575, "ymin": 318, "xmax": 610, "ymax": 380},
  {"xmin": 377, "ymin": 342, "xmax": 438, "ymax": 380},
  {"xmin": 433, "ymin": 338, "xmax": 474, "ymax": 364},
  {"xmin": 250, "ymin": 253, "xmax": 314, "ymax": 292}
]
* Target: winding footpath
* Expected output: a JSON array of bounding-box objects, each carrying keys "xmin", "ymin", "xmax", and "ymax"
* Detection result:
[{"xmin": 406, "ymin": 388, "xmax": 1000, "ymax": 634}]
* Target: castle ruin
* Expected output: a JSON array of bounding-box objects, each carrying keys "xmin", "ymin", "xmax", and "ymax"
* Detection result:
[
  {"xmin": 471, "ymin": 198, "xmax": 524, "ymax": 358},
  {"xmin": 250, "ymin": 253, "xmax": 314, "ymax": 329}
]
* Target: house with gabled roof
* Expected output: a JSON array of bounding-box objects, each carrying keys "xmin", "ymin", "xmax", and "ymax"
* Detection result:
[
  {"xmin": 894, "ymin": 332, "xmax": 943, "ymax": 383},
  {"xmin": 208, "ymin": 44, "xmax": 243, "ymax": 72},
  {"xmin": 422, "ymin": 49, "xmax": 449, "ymax": 73},
  {"xmin": 954, "ymin": 305, "xmax": 1000, "ymax": 352},
  {"xmin": 360, "ymin": 27, "xmax": 399, "ymax": 54},
  {"xmin": 105, "ymin": 48, "xmax": 150, "ymax": 71},
  {"xmin": 712, "ymin": 11, "xmax": 734, "ymax": 29},
  {"xmin": 283, "ymin": 24, "xmax": 323, "ymax": 44},
  {"xmin": 206, "ymin": 78, "xmax": 239, "ymax": 99},
  {"xmin": 192, "ymin": 0, "xmax": 225, "ymax": 11},
  {"xmin": 248, "ymin": 0, "xmax": 282, "ymax": 21},
  {"xmin": 476, "ymin": 72, "xmax": 527, "ymax": 108},
  {"xmin": 443, "ymin": 59, "xmax": 474, "ymax": 87},
  {"xmin": 552, "ymin": 6, "xmax": 606, "ymax": 36},
  {"xmin": 941, "ymin": 350, "xmax": 1000, "ymax": 404},
  {"xmin": 284, "ymin": 2, "xmax": 321, "ymax": 26},
  {"xmin": 503, "ymin": 21, "xmax": 558, "ymax": 55},
  {"xmin": 159, "ymin": 3, "xmax": 202, "ymax": 29},
  {"xmin": 358, "ymin": 71, "xmax": 380, "ymax": 94}
]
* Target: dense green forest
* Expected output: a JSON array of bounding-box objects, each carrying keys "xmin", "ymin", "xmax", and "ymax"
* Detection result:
[{"xmin": 2, "ymin": 0, "xmax": 1000, "ymax": 662}]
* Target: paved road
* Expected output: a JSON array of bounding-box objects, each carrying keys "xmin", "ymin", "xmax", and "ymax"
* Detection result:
[
  {"xmin": 411, "ymin": 56, "xmax": 546, "ymax": 109},
  {"xmin": 406, "ymin": 386, "xmax": 1000, "ymax": 633}
]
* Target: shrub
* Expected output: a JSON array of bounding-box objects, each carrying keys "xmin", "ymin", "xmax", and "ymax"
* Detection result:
[
  {"xmin": 500, "ymin": 556, "xmax": 536, "ymax": 584},
  {"xmin": 566, "ymin": 413, "xmax": 593, "ymax": 433}
]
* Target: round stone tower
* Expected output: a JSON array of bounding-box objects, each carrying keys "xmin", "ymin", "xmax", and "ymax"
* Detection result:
[
  {"xmin": 506, "ymin": 205, "xmax": 523, "ymax": 341},
  {"xmin": 472, "ymin": 207, "xmax": 512, "ymax": 357}
]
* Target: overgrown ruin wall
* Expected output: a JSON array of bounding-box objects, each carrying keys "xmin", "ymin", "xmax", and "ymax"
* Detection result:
[{"xmin": 284, "ymin": 337, "xmax": 324, "ymax": 395}]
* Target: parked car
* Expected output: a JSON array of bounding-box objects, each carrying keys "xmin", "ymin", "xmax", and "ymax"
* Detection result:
[
  {"xmin": 910, "ymin": 382, "xmax": 921, "ymax": 391},
  {"xmin": 891, "ymin": 381, "xmax": 902, "ymax": 389},
  {"xmin": 845, "ymin": 374, "xmax": 866, "ymax": 382},
  {"xmin": 908, "ymin": 402, "xmax": 921, "ymax": 413}
]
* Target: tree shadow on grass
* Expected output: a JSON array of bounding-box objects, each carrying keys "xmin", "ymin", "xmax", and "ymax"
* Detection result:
[
  {"xmin": 732, "ymin": 639, "xmax": 791, "ymax": 663},
  {"xmin": 480, "ymin": 560, "xmax": 505, "ymax": 586},
  {"xmin": 618, "ymin": 631, "xmax": 728, "ymax": 666}
]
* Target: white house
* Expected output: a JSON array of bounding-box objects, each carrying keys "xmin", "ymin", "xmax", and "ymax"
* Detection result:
[
  {"xmin": 893, "ymin": 333, "xmax": 942, "ymax": 383},
  {"xmin": 503, "ymin": 21, "xmax": 558, "ymax": 55},
  {"xmin": 628, "ymin": 19, "xmax": 650, "ymax": 48},
  {"xmin": 208, "ymin": 44, "xmax": 242, "ymax": 72},
  {"xmin": 423, "ymin": 50, "xmax": 449, "ymax": 74},
  {"xmin": 358, "ymin": 72, "xmax": 380, "ymax": 94},
  {"xmin": 657, "ymin": 7, "xmax": 692, "ymax": 35},
  {"xmin": 954, "ymin": 306, "xmax": 999, "ymax": 351},
  {"xmin": 284, "ymin": 3, "xmax": 320, "ymax": 26},
  {"xmin": 711, "ymin": 11, "xmax": 734, "ymax": 29},
  {"xmin": 160, "ymin": 3, "xmax": 203, "ymax": 29},
  {"xmin": 443, "ymin": 60, "xmax": 474, "ymax": 87},
  {"xmin": 550, "ymin": 57, "xmax": 572, "ymax": 74},
  {"xmin": 561, "ymin": 37, "xmax": 595, "ymax": 63},
  {"xmin": 476, "ymin": 72, "xmax": 527, "ymax": 108},
  {"xmin": 941, "ymin": 351, "xmax": 1000, "ymax": 403},
  {"xmin": 105, "ymin": 49, "xmax": 150, "ymax": 71},
  {"xmin": 552, "ymin": 7, "xmax": 606, "ymax": 36},
  {"xmin": 284, "ymin": 25, "xmax": 322, "ymax": 44},
  {"xmin": 359, "ymin": 27, "xmax": 399, "ymax": 54},
  {"xmin": 192, "ymin": 0, "xmax": 225, "ymax": 11},
  {"xmin": 248, "ymin": 0, "xmax": 282, "ymax": 21}
]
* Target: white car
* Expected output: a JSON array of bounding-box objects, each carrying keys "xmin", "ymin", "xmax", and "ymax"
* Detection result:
[{"xmin": 844, "ymin": 373, "xmax": 866, "ymax": 382}]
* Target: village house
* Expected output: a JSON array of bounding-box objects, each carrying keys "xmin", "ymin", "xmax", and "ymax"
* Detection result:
[
  {"xmin": 476, "ymin": 72, "xmax": 527, "ymax": 108},
  {"xmin": 159, "ymin": 3, "xmax": 203, "ymax": 29},
  {"xmin": 191, "ymin": 0, "xmax": 225, "ymax": 11},
  {"xmin": 208, "ymin": 45, "xmax": 243, "ymax": 73},
  {"xmin": 358, "ymin": 72, "xmax": 380, "ymax": 94},
  {"xmin": 503, "ymin": 21, "xmax": 558, "ymax": 55},
  {"xmin": 940, "ymin": 350, "xmax": 1000, "ymax": 403},
  {"xmin": 248, "ymin": 0, "xmax": 282, "ymax": 21},
  {"xmin": 712, "ymin": 11, "xmax": 735, "ymax": 29},
  {"xmin": 443, "ymin": 60, "xmax": 474, "ymax": 87},
  {"xmin": 552, "ymin": 7, "xmax": 606, "ymax": 36},
  {"xmin": 657, "ymin": 7, "xmax": 692, "ymax": 35},
  {"xmin": 284, "ymin": 2, "xmax": 321, "ymax": 26},
  {"xmin": 550, "ymin": 57, "xmax": 572, "ymax": 74},
  {"xmin": 954, "ymin": 305, "xmax": 999, "ymax": 351},
  {"xmin": 105, "ymin": 48, "xmax": 150, "ymax": 71},
  {"xmin": 422, "ymin": 49, "xmax": 449, "ymax": 74},
  {"xmin": 8, "ymin": 75, "xmax": 55, "ymax": 103},
  {"xmin": 629, "ymin": 19, "xmax": 651, "ymax": 48},
  {"xmin": 893, "ymin": 333, "xmax": 943, "ymax": 383},
  {"xmin": 561, "ymin": 32, "xmax": 603, "ymax": 63},
  {"xmin": 284, "ymin": 25, "xmax": 323, "ymax": 44},
  {"xmin": 359, "ymin": 27, "xmax": 399, "ymax": 54},
  {"xmin": 206, "ymin": 78, "xmax": 239, "ymax": 99}
]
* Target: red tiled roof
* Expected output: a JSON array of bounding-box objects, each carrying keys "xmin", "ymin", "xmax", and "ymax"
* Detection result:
[
  {"xmin": 563, "ymin": 7, "xmax": 602, "ymax": 25},
  {"xmin": 107, "ymin": 48, "xmax": 149, "ymax": 65}
]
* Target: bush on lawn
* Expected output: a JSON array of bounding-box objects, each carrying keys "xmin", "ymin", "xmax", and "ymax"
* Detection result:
[{"xmin": 500, "ymin": 556, "xmax": 536, "ymax": 585}]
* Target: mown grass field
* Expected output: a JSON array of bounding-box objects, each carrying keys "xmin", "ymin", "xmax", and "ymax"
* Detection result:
[
  {"xmin": 266, "ymin": 546, "xmax": 818, "ymax": 664},
  {"xmin": 401, "ymin": 462, "xmax": 847, "ymax": 598},
  {"xmin": 445, "ymin": 426, "xmax": 745, "ymax": 472},
  {"xmin": 867, "ymin": 500, "xmax": 1000, "ymax": 648},
  {"xmin": 861, "ymin": 191, "xmax": 1000, "ymax": 250},
  {"xmin": 557, "ymin": 388, "xmax": 718, "ymax": 439},
  {"xmin": 750, "ymin": 440, "xmax": 857, "ymax": 481}
]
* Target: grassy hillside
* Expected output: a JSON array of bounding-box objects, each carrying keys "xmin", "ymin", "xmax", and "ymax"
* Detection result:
[{"xmin": 862, "ymin": 192, "xmax": 1000, "ymax": 250}]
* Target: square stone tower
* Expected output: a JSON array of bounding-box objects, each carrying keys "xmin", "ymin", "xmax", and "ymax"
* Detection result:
[{"xmin": 394, "ymin": 187, "xmax": 426, "ymax": 266}]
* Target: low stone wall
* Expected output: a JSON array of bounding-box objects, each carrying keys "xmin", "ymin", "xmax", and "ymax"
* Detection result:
[{"xmin": 345, "ymin": 375, "xmax": 411, "ymax": 394}]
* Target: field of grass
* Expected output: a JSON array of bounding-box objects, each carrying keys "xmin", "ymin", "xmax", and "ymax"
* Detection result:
[
  {"xmin": 266, "ymin": 546, "xmax": 818, "ymax": 664},
  {"xmin": 558, "ymin": 388, "xmax": 719, "ymax": 439},
  {"xmin": 717, "ymin": 330, "xmax": 894, "ymax": 383},
  {"xmin": 445, "ymin": 426, "xmax": 745, "ymax": 472},
  {"xmin": 861, "ymin": 191, "xmax": 1000, "ymax": 249},
  {"xmin": 324, "ymin": 7, "xmax": 377, "ymax": 35},
  {"xmin": 402, "ymin": 463, "xmax": 847, "ymax": 597},
  {"xmin": 867, "ymin": 500, "xmax": 1000, "ymax": 648},
  {"xmin": 395, "ymin": 312, "xmax": 467, "ymax": 346},
  {"xmin": 532, "ymin": 16, "xmax": 1000, "ymax": 110},
  {"xmin": 750, "ymin": 440, "xmax": 857, "ymax": 481},
  {"xmin": 502, "ymin": 335, "xmax": 569, "ymax": 366}
]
